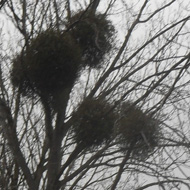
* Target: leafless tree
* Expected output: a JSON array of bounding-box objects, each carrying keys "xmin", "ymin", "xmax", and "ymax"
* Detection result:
[{"xmin": 0, "ymin": 0, "xmax": 190, "ymax": 189}]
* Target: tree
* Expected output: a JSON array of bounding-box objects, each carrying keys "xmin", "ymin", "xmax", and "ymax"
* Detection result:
[{"xmin": 0, "ymin": 0, "xmax": 190, "ymax": 189}]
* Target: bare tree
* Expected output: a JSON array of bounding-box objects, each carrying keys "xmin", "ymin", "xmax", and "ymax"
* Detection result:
[{"xmin": 0, "ymin": 0, "xmax": 190, "ymax": 189}]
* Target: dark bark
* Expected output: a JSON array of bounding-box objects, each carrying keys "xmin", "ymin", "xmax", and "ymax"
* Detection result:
[{"xmin": 0, "ymin": 99, "xmax": 38, "ymax": 190}]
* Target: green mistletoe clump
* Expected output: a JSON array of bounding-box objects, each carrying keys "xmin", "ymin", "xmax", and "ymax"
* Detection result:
[
  {"xmin": 72, "ymin": 98, "xmax": 117, "ymax": 148},
  {"xmin": 116, "ymin": 102, "xmax": 160, "ymax": 159},
  {"xmin": 11, "ymin": 30, "xmax": 81, "ymax": 97}
]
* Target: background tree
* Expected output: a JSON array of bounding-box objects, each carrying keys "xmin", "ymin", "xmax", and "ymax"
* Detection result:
[{"xmin": 0, "ymin": 0, "xmax": 190, "ymax": 189}]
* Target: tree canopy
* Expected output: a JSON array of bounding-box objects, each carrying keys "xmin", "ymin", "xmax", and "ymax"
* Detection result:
[{"xmin": 0, "ymin": 0, "xmax": 190, "ymax": 189}]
